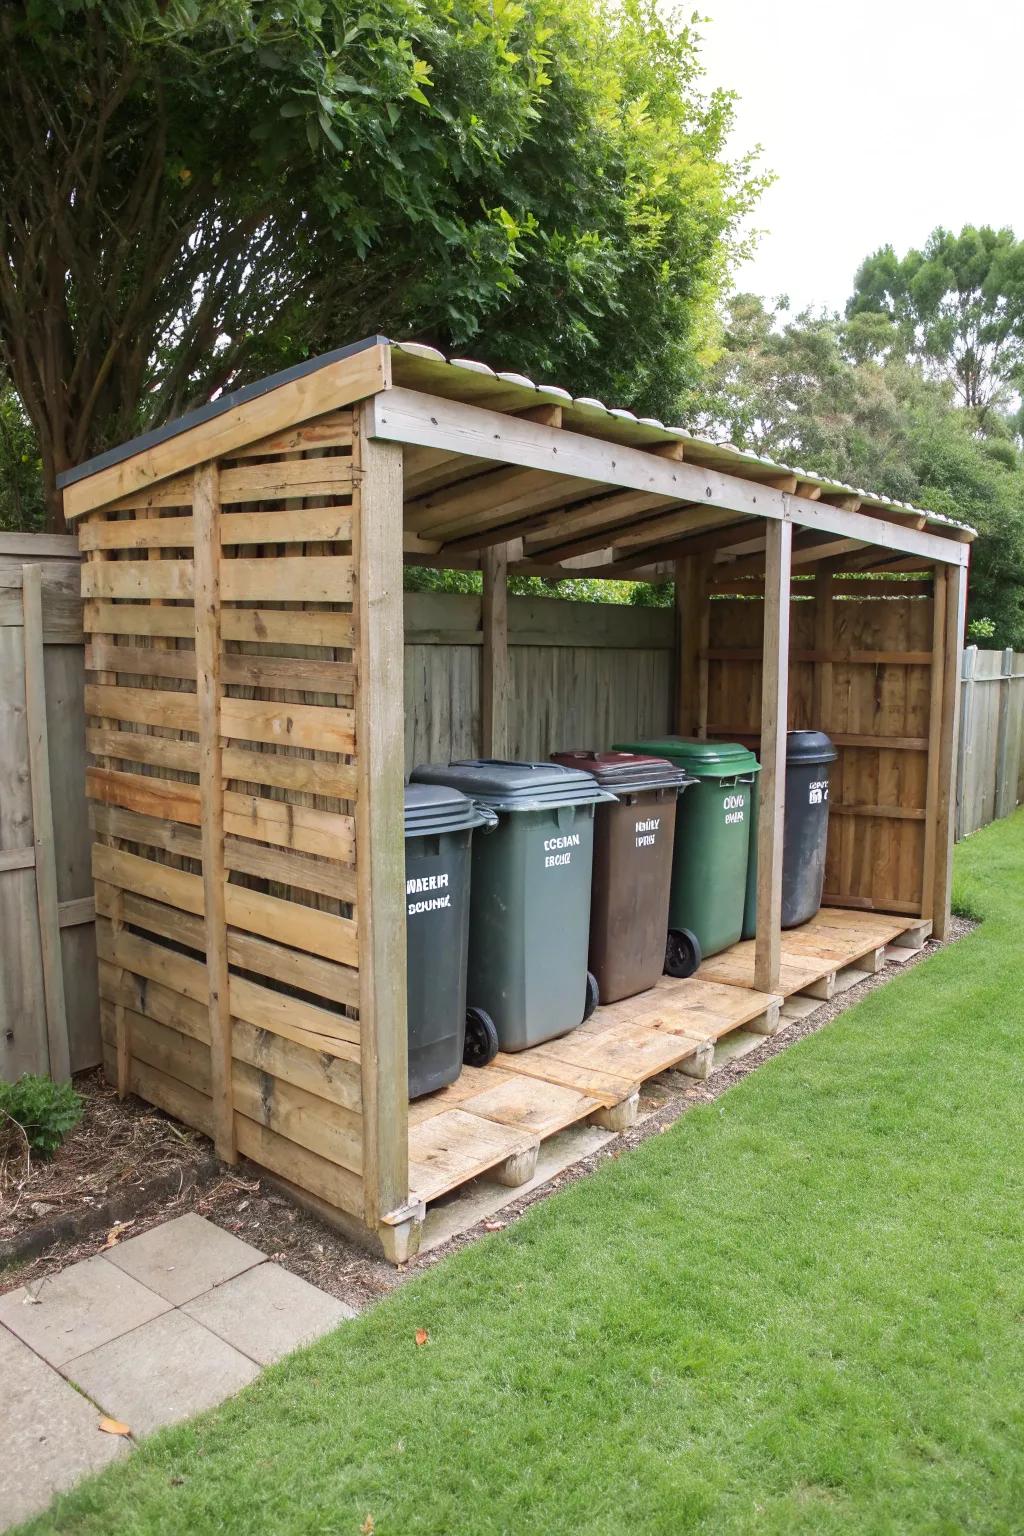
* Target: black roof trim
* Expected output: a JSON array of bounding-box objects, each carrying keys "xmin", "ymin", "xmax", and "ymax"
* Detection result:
[{"xmin": 56, "ymin": 335, "xmax": 390, "ymax": 491}]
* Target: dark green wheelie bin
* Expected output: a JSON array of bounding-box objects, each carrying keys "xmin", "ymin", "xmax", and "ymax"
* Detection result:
[
  {"xmin": 409, "ymin": 760, "xmax": 615, "ymax": 1051},
  {"xmin": 613, "ymin": 736, "xmax": 760, "ymax": 975},
  {"xmin": 403, "ymin": 784, "xmax": 496, "ymax": 1099},
  {"xmin": 741, "ymin": 729, "xmax": 838, "ymax": 934}
]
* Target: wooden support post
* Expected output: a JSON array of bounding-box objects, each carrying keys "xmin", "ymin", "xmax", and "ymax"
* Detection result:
[
  {"xmin": 674, "ymin": 555, "xmax": 706, "ymax": 735},
  {"xmin": 754, "ymin": 518, "xmax": 792, "ymax": 995},
  {"xmin": 812, "ymin": 561, "xmax": 836, "ymax": 728},
  {"xmin": 994, "ymin": 646, "xmax": 1016, "ymax": 821},
  {"xmin": 192, "ymin": 462, "xmax": 236, "ymax": 1163},
  {"xmin": 920, "ymin": 566, "xmax": 947, "ymax": 921},
  {"xmin": 22, "ymin": 565, "xmax": 71, "ymax": 1083},
  {"xmin": 481, "ymin": 544, "xmax": 510, "ymax": 756},
  {"xmin": 932, "ymin": 560, "xmax": 968, "ymax": 938},
  {"xmin": 355, "ymin": 408, "xmax": 409, "ymax": 1228}
]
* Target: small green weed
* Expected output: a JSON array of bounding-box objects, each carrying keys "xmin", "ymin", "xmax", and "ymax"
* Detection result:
[{"xmin": 0, "ymin": 1074, "xmax": 83, "ymax": 1159}]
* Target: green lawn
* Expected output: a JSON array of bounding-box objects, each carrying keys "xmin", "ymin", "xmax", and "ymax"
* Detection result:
[{"xmin": 23, "ymin": 813, "xmax": 1024, "ymax": 1535}]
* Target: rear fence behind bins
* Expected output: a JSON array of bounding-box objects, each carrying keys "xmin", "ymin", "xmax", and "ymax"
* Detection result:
[{"xmin": 956, "ymin": 644, "xmax": 1024, "ymax": 839}]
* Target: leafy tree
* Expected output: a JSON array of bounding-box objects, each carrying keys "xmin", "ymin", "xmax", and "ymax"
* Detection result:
[
  {"xmin": 0, "ymin": 0, "xmax": 760, "ymax": 528},
  {"xmin": 691, "ymin": 294, "xmax": 1024, "ymax": 648},
  {"xmin": 847, "ymin": 226, "xmax": 1024, "ymax": 418},
  {"xmin": 0, "ymin": 374, "xmax": 44, "ymax": 531}
]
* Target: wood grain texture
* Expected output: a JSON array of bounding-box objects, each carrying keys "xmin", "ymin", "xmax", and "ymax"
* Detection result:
[
  {"xmin": 481, "ymin": 544, "xmax": 509, "ymax": 756},
  {"xmin": 754, "ymin": 520, "xmax": 792, "ymax": 994}
]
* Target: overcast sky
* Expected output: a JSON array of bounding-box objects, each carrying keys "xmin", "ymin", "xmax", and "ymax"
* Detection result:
[{"xmin": 697, "ymin": 0, "xmax": 1024, "ymax": 316}]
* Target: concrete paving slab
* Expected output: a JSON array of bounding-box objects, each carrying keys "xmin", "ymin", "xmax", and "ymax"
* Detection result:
[
  {"xmin": 103, "ymin": 1212, "xmax": 265, "ymax": 1304},
  {"xmin": 183, "ymin": 1262, "xmax": 354, "ymax": 1365},
  {"xmin": 64, "ymin": 1309, "xmax": 260, "ymax": 1437},
  {"xmin": 0, "ymin": 1254, "xmax": 170, "ymax": 1367},
  {"xmin": 0, "ymin": 1323, "xmax": 129, "ymax": 1531}
]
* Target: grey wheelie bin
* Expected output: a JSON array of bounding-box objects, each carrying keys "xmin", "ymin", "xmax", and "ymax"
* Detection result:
[
  {"xmin": 741, "ymin": 729, "xmax": 838, "ymax": 933},
  {"xmin": 403, "ymin": 784, "xmax": 497, "ymax": 1098},
  {"xmin": 409, "ymin": 760, "xmax": 615, "ymax": 1051}
]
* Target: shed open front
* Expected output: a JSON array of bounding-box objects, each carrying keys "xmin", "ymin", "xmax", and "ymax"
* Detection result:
[{"xmin": 59, "ymin": 338, "xmax": 972, "ymax": 1259}]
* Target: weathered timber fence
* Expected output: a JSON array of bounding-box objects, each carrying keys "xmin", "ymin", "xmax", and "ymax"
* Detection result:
[
  {"xmin": 403, "ymin": 591, "xmax": 674, "ymax": 773},
  {"xmin": 956, "ymin": 644, "xmax": 1024, "ymax": 838},
  {"xmin": 0, "ymin": 534, "xmax": 98, "ymax": 1081}
]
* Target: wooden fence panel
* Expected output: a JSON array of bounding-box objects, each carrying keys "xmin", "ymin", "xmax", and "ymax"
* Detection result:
[
  {"xmin": 956, "ymin": 645, "xmax": 1024, "ymax": 838},
  {"xmin": 0, "ymin": 540, "xmax": 98, "ymax": 1081}
]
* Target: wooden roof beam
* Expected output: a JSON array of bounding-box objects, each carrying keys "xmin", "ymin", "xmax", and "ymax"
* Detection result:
[
  {"xmin": 535, "ymin": 504, "xmax": 736, "ymax": 566},
  {"xmin": 369, "ymin": 388, "xmax": 971, "ymax": 565},
  {"xmin": 518, "ymin": 490, "xmax": 679, "ymax": 557},
  {"xmin": 405, "ymin": 466, "xmax": 598, "ymax": 537},
  {"xmin": 714, "ymin": 534, "xmax": 871, "ymax": 582}
]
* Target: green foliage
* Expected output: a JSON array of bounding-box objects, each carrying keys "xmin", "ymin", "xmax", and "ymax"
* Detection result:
[
  {"xmin": 402, "ymin": 565, "xmax": 668, "ymax": 605},
  {"xmin": 0, "ymin": 0, "xmax": 761, "ymax": 524},
  {"xmin": 690, "ymin": 293, "xmax": 1024, "ymax": 649},
  {"xmin": 0, "ymin": 376, "xmax": 44, "ymax": 531},
  {"xmin": 848, "ymin": 226, "xmax": 1024, "ymax": 416},
  {"xmin": 967, "ymin": 616, "xmax": 996, "ymax": 641},
  {"xmin": 0, "ymin": 1074, "xmax": 83, "ymax": 1159}
]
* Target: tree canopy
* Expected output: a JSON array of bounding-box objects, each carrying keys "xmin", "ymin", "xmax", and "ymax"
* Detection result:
[
  {"xmin": 847, "ymin": 226, "xmax": 1024, "ymax": 419},
  {"xmin": 0, "ymin": 0, "xmax": 761, "ymax": 525},
  {"xmin": 691, "ymin": 292, "xmax": 1024, "ymax": 648}
]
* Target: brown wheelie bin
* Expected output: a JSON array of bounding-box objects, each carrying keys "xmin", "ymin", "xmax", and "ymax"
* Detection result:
[{"xmin": 551, "ymin": 751, "xmax": 694, "ymax": 1004}]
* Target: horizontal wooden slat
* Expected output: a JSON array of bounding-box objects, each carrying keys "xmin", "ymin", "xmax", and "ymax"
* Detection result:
[
  {"xmin": 85, "ymin": 686, "xmax": 355, "ymax": 755},
  {"xmin": 86, "ymin": 638, "xmax": 355, "ymax": 694},
  {"xmin": 829, "ymin": 804, "xmax": 927, "ymax": 821},
  {"xmin": 82, "ymin": 560, "xmax": 194, "ymax": 600},
  {"xmin": 706, "ymin": 724, "xmax": 929, "ymax": 752},
  {"xmin": 57, "ymin": 895, "xmax": 96, "ymax": 928},
  {"xmin": 86, "ymin": 601, "xmax": 356, "ymax": 649},
  {"xmin": 87, "ymin": 729, "xmax": 357, "ymax": 800},
  {"xmin": 93, "ymin": 843, "xmax": 357, "ymax": 966},
  {"xmin": 219, "ymin": 456, "xmax": 354, "ymax": 504},
  {"xmin": 100, "ymin": 961, "xmax": 361, "ymax": 1106},
  {"xmin": 0, "ymin": 846, "xmax": 35, "ymax": 873},
  {"xmin": 229, "ymin": 410, "xmax": 354, "ymax": 459},
  {"xmin": 220, "ymin": 555, "xmax": 353, "ymax": 604},
  {"xmin": 99, "ymin": 1023, "xmax": 364, "ymax": 1198},
  {"xmin": 96, "ymin": 920, "xmax": 360, "ymax": 1058},
  {"xmin": 703, "ymin": 648, "xmax": 934, "ymax": 666},
  {"xmin": 80, "ymin": 505, "xmax": 355, "ymax": 553},
  {"xmin": 220, "ymin": 695, "xmax": 355, "ymax": 754}
]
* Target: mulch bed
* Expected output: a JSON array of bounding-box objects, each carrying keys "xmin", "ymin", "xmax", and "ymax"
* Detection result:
[{"xmin": 0, "ymin": 921, "xmax": 972, "ymax": 1312}]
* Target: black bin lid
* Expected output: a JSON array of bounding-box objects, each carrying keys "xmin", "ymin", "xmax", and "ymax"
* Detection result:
[
  {"xmin": 785, "ymin": 730, "xmax": 838, "ymax": 766},
  {"xmin": 551, "ymin": 750, "xmax": 695, "ymax": 794},
  {"xmin": 404, "ymin": 783, "xmax": 489, "ymax": 838},
  {"xmin": 410, "ymin": 758, "xmax": 616, "ymax": 812}
]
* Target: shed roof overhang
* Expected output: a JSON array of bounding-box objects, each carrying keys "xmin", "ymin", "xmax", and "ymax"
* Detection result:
[{"xmin": 58, "ymin": 336, "xmax": 972, "ymax": 571}]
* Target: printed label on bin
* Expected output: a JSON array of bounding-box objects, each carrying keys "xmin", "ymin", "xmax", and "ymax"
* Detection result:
[
  {"xmin": 543, "ymin": 832, "xmax": 580, "ymax": 868},
  {"xmin": 407, "ymin": 868, "xmax": 453, "ymax": 915},
  {"xmin": 723, "ymin": 792, "xmax": 746, "ymax": 825},
  {"xmin": 634, "ymin": 815, "xmax": 661, "ymax": 849},
  {"xmin": 808, "ymin": 779, "xmax": 829, "ymax": 805}
]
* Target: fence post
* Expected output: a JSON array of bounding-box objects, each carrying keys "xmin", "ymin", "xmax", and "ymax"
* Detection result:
[
  {"xmin": 955, "ymin": 643, "xmax": 977, "ymax": 841},
  {"xmin": 994, "ymin": 646, "xmax": 1016, "ymax": 821}
]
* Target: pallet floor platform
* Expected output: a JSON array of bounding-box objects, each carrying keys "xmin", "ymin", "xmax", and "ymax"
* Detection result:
[
  {"xmin": 696, "ymin": 909, "xmax": 930, "ymax": 1000},
  {"xmin": 406, "ymin": 971, "xmax": 779, "ymax": 1208}
]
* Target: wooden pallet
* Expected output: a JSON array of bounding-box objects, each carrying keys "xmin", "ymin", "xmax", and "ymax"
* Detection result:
[
  {"xmin": 406, "ymin": 973, "xmax": 779, "ymax": 1206},
  {"xmin": 697, "ymin": 910, "xmax": 930, "ymax": 1001}
]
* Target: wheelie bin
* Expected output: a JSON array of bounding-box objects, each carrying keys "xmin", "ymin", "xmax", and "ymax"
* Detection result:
[
  {"xmin": 613, "ymin": 736, "xmax": 760, "ymax": 976},
  {"xmin": 550, "ymin": 750, "xmax": 695, "ymax": 1003},
  {"xmin": 403, "ymin": 783, "xmax": 497, "ymax": 1098},
  {"xmin": 741, "ymin": 729, "xmax": 838, "ymax": 933},
  {"xmin": 409, "ymin": 760, "xmax": 615, "ymax": 1051}
]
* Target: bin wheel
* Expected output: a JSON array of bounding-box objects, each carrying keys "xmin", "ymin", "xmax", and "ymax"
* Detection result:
[
  {"xmin": 464, "ymin": 1007, "xmax": 499, "ymax": 1068},
  {"xmin": 583, "ymin": 971, "xmax": 600, "ymax": 1022},
  {"xmin": 665, "ymin": 928, "xmax": 702, "ymax": 979}
]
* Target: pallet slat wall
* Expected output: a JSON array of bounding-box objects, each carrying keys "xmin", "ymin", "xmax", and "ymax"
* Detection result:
[
  {"xmin": 705, "ymin": 586, "xmax": 936, "ymax": 915},
  {"xmin": 81, "ymin": 407, "xmax": 375, "ymax": 1221}
]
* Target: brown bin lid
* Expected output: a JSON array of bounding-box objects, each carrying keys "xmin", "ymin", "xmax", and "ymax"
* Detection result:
[{"xmin": 551, "ymin": 750, "xmax": 694, "ymax": 792}]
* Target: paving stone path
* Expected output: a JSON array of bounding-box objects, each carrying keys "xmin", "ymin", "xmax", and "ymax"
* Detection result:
[{"xmin": 0, "ymin": 1213, "xmax": 354, "ymax": 1528}]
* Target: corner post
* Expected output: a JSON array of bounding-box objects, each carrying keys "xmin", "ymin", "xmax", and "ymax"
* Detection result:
[
  {"xmin": 921, "ymin": 565, "xmax": 948, "ymax": 920},
  {"xmin": 355, "ymin": 403, "xmax": 409, "ymax": 1229},
  {"xmin": 192, "ymin": 461, "xmax": 236, "ymax": 1163},
  {"xmin": 994, "ymin": 645, "xmax": 1016, "ymax": 821},
  {"xmin": 754, "ymin": 517, "xmax": 792, "ymax": 995},
  {"xmin": 481, "ymin": 544, "xmax": 510, "ymax": 756},
  {"xmin": 933, "ymin": 558, "xmax": 968, "ymax": 937}
]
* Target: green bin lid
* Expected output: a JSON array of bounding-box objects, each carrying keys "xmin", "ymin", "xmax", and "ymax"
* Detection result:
[
  {"xmin": 410, "ymin": 759, "xmax": 616, "ymax": 812},
  {"xmin": 404, "ymin": 783, "xmax": 491, "ymax": 838},
  {"xmin": 550, "ymin": 750, "xmax": 695, "ymax": 795},
  {"xmin": 611, "ymin": 736, "xmax": 761, "ymax": 779}
]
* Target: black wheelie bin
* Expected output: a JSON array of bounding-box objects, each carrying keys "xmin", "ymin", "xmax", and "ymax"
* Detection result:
[
  {"xmin": 409, "ymin": 760, "xmax": 615, "ymax": 1051},
  {"xmin": 404, "ymin": 783, "xmax": 497, "ymax": 1098},
  {"xmin": 741, "ymin": 729, "xmax": 838, "ymax": 932}
]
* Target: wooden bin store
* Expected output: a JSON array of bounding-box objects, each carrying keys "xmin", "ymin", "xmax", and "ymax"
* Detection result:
[{"xmin": 59, "ymin": 337, "xmax": 973, "ymax": 1261}]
